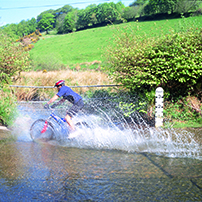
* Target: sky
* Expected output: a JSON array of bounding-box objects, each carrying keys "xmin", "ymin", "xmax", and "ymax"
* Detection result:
[{"xmin": 0, "ymin": 0, "xmax": 133, "ymax": 26}]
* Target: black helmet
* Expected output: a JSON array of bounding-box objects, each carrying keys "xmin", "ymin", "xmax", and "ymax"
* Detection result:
[{"xmin": 54, "ymin": 80, "xmax": 65, "ymax": 87}]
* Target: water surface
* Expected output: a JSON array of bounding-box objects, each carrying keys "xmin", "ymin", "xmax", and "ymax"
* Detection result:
[{"xmin": 0, "ymin": 103, "xmax": 201, "ymax": 201}]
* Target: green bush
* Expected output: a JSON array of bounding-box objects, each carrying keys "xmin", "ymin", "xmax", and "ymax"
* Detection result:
[
  {"xmin": 0, "ymin": 34, "xmax": 30, "ymax": 125},
  {"xmin": 104, "ymin": 27, "xmax": 202, "ymax": 99},
  {"xmin": 163, "ymin": 96, "xmax": 202, "ymax": 128},
  {"xmin": 0, "ymin": 85, "xmax": 17, "ymax": 126},
  {"xmin": 0, "ymin": 33, "xmax": 30, "ymax": 84}
]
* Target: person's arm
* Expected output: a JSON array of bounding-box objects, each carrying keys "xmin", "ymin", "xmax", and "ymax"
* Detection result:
[
  {"xmin": 57, "ymin": 98, "xmax": 65, "ymax": 105},
  {"xmin": 50, "ymin": 98, "xmax": 65, "ymax": 108},
  {"xmin": 47, "ymin": 94, "xmax": 59, "ymax": 105},
  {"xmin": 44, "ymin": 94, "xmax": 61, "ymax": 109}
]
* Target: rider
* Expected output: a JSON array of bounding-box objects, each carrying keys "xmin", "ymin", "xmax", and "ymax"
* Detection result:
[{"xmin": 44, "ymin": 80, "xmax": 84, "ymax": 131}]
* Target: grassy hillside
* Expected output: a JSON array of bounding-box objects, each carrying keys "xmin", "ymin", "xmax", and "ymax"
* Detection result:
[{"xmin": 29, "ymin": 16, "xmax": 202, "ymax": 71}]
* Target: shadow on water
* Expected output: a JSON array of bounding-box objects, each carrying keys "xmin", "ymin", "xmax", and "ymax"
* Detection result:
[{"xmin": 0, "ymin": 102, "xmax": 201, "ymax": 201}]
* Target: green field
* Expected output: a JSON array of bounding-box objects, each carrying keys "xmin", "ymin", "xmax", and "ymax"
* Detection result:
[{"xmin": 30, "ymin": 16, "xmax": 202, "ymax": 70}]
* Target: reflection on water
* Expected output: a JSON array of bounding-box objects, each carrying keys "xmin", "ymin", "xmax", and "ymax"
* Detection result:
[{"xmin": 0, "ymin": 141, "xmax": 201, "ymax": 201}]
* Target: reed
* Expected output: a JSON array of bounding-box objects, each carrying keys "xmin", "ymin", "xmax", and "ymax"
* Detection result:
[{"xmin": 13, "ymin": 70, "xmax": 113, "ymax": 101}]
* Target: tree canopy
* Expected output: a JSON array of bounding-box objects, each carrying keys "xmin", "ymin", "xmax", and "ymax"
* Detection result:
[
  {"xmin": 1, "ymin": 1, "xmax": 201, "ymax": 37},
  {"xmin": 37, "ymin": 13, "xmax": 55, "ymax": 33}
]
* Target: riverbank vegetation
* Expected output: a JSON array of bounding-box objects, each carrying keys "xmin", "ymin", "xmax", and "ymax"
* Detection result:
[
  {"xmin": 11, "ymin": 70, "xmax": 113, "ymax": 100},
  {"xmin": 11, "ymin": 70, "xmax": 202, "ymax": 128},
  {"xmin": 0, "ymin": 33, "xmax": 30, "ymax": 126}
]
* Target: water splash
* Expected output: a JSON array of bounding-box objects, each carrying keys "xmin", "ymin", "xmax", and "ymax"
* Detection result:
[
  {"xmin": 12, "ymin": 102, "xmax": 202, "ymax": 160},
  {"xmin": 62, "ymin": 116, "xmax": 201, "ymax": 160}
]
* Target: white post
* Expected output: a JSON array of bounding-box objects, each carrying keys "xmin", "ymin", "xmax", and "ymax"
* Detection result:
[{"xmin": 155, "ymin": 87, "xmax": 164, "ymax": 127}]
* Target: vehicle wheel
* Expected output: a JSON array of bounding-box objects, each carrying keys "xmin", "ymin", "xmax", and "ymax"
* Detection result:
[{"xmin": 30, "ymin": 119, "xmax": 55, "ymax": 141}]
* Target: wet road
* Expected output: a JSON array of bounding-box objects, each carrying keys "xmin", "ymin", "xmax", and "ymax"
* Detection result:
[{"xmin": 0, "ymin": 129, "xmax": 201, "ymax": 201}]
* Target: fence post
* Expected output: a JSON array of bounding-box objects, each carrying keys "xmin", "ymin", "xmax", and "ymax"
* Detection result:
[{"xmin": 155, "ymin": 87, "xmax": 164, "ymax": 128}]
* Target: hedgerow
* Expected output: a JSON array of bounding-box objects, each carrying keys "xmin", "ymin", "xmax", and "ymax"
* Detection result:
[
  {"xmin": 105, "ymin": 27, "xmax": 202, "ymax": 99},
  {"xmin": 0, "ymin": 34, "xmax": 30, "ymax": 125},
  {"xmin": 0, "ymin": 33, "xmax": 30, "ymax": 84}
]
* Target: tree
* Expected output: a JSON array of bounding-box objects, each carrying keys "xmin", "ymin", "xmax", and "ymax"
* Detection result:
[
  {"xmin": 17, "ymin": 20, "xmax": 29, "ymax": 36},
  {"xmin": 54, "ymin": 4, "xmax": 73, "ymax": 18},
  {"xmin": 0, "ymin": 23, "xmax": 18, "ymax": 38},
  {"xmin": 77, "ymin": 4, "xmax": 98, "ymax": 29},
  {"xmin": 63, "ymin": 9, "xmax": 78, "ymax": 33},
  {"xmin": 56, "ymin": 13, "xmax": 67, "ymax": 34},
  {"xmin": 28, "ymin": 18, "xmax": 37, "ymax": 33},
  {"xmin": 0, "ymin": 18, "xmax": 37, "ymax": 38},
  {"xmin": 85, "ymin": 4, "xmax": 98, "ymax": 26},
  {"xmin": 96, "ymin": 2, "xmax": 121, "ymax": 24},
  {"xmin": 144, "ymin": 0, "xmax": 178, "ymax": 15},
  {"xmin": 36, "ymin": 9, "xmax": 55, "ymax": 22},
  {"xmin": 55, "ymin": 5, "xmax": 74, "ymax": 33},
  {"xmin": 76, "ymin": 9, "xmax": 88, "ymax": 29},
  {"xmin": 38, "ymin": 13, "xmax": 55, "ymax": 34}
]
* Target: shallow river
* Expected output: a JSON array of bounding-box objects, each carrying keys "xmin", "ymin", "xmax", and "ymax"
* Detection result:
[
  {"xmin": 0, "ymin": 127, "xmax": 201, "ymax": 201},
  {"xmin": 0, "ymin": 104, "xmax": 201, "ymax": 201}
]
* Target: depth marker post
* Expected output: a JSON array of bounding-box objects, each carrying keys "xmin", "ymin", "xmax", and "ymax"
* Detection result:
[{"xmin": 155, "ymin": 87, "xmax": 164, "ymax": 127}]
